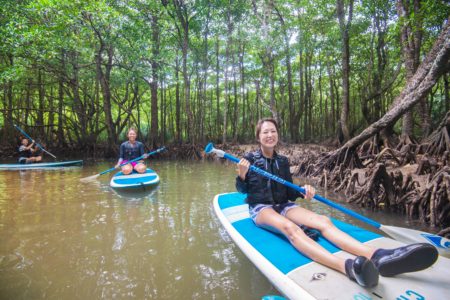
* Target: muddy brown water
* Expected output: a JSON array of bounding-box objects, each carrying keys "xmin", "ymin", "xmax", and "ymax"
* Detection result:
[{"xmin": 0, "ymin": 160, "xmax": 432, "ymax": 299}]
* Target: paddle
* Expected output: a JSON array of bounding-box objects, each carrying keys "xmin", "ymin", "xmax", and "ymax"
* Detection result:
[
  {"xmin": 80, "ymin": 146, "xmax": 166, "ymax": 182},
  {"xmin": 205, "ymin": 143, "xmax": 450, "ymax": 258},
  {"xmin": 14, "ymin": 124, "xmax": 57, "ymax": 159}
]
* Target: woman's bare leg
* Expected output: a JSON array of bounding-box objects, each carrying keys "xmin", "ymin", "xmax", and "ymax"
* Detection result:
[
  {"xmin": 285, "ymin": 207, "xmax": 376, "ymax": 258},
  {"xmin": 121, "ymin": 164, "xmax": 133, "ymax": 175},
  {"xmin": 134, "ymin": 162, "xmax": 146, "ymax": 173},
  {"xmin": 256, "ymin": 208, "xmax": 346, "ymax": 274}
]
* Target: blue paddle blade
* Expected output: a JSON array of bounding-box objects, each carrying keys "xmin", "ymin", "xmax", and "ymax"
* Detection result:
[{"xmin": 204, "ymin": 143, "xmax": 214, "ymax": 154}]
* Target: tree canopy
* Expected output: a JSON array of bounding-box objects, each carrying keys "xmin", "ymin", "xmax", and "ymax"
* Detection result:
[{"xmin": 1, "ymin": 0, "xmax": 449, "ymax": 155}]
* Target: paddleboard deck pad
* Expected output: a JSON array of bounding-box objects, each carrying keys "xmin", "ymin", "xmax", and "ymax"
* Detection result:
[
  {"xmin": 214, "ymin": 192, "xmax": 450, "ymax": 300},
  {"xmin": 110, "ymin": 168, "xmax": 159, "ymax": 190},
  {"xmin": 0, "ymin": 160, "xmax": 83, "ymax": 170}
]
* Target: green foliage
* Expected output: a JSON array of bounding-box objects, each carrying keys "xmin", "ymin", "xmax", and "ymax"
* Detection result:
[{"xmin": 0, "ymin": 0, "xmax": 448, "ymax": 148}]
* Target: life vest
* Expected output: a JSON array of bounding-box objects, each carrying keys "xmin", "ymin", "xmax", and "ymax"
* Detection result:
[
  {"xmin": 236, "ymin": 149, "xmax": 302, "ymax": 206},
  {"xmin": 119, "ymin": 141, "xmax": 144, "ymax": 161}
]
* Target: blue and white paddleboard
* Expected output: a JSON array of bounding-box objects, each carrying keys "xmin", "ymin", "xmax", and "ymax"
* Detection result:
[
  {"xmin": 0, "ymin": 160, "xmax": 83, "ymax": 170},
  {"xmin": 110, "ymin": 168, "xmax": 160, "ymax": 190},
  {"xmin": 214, "ymin": 192, "xmax": 450, "ymax": 300}
]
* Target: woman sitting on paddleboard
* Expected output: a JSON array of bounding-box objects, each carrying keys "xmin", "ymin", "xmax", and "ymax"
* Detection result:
[
  {"xmin": 18, "ymin": 138, "xmax": 42, "ymax": 164},
  {"xmin": 115, "ymin": 127, "xmax": 148, "ymax": 175},
  {"xmin": 236, "ymin": 117, "xmax": 438, "ymax": 288}
]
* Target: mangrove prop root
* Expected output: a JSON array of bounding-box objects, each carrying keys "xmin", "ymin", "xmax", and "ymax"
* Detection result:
[{"xmin": 423, "ymin": 111, "xmax": 450, "ymax": 157}]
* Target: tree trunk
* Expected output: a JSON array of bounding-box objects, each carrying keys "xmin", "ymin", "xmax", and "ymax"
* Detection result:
[
  {"xmin": 2, "ymin": 55, "xmax": 14, "ymax": 143},
  {"xmin": 318, "ymin": 59, "xmax": 323, "ymax": 138},
  {"xmin": 274, "ymin": 5, "xmax": 295, "ymax": 142},
  {"xmin": 396, "ymin": 0, "xmax": 423, "ymax": 138},
  {"xmin": 36, "ymin": 69, "xmax": 45, "ymax": 139},
  {"xmin": 268, "ymin": 52, "xmax": 279, "ymax": 124},
  {"xmin": 223, "ymin": 6, "xmax": 233, "ymax": 144},
  {"xmin": 161, "ymin": 78, "xmax": 166, "ymax": 145},
  {"xmin": 294, "ymin": 48, "xmax": 304, "ymax": 143},
  {"xmin": 252, "ymin": 0, "xmax": 279, "ymax": 124},
  {"xmin": 175, "ymin": 52, "xmax": 181, "ymax": 144},
  {"xmin": 200, "ymin": 5, "xmax": 210, "ymax": 144},
  {"xmin": 56, "ymin": 49, "xmax": 66, "ymax": 147},
  {"xmin": 304, "ymin": 52, "xmax": 313, "ymax": 141},
  {"xmin": 68, "ymin": 52, "xmax": 87, "ymax": 145},
  {"xmin": 361, "ymin": 8, "xmax": 391, "ymax": 125},
  {"xmin": 150, "ymin": 12, "xmax": 160, "ymax": 148},
  {"xmin": 170, "ymin": 2, "xmax": 194, "ymax": 144},
  {"xmin": 215, "ymin": 36, "xmax": 221, "ymax": 140},
  {"xmin": 445, "ymin": 72, "xmax": 449, "ymax": 113},
  {"xmin": 327, "ymin": 60, "xmax": 337, "ymax": 136},
  {"xmin": 181, "ymin": 29, "xmax": 193, "ymax": 143},
  {"xmin": 232, "ymin": 52, "xmax": 238, "ymax": 142},
  {"xmin": 96, "ymin": 44, "xmax": 116, "ymax": 151},
  {"xmin": 25, "ymin": 78, "xmax": 31, "ymax": 127},
  {"xmin": 162, "ymin": 0, "xmax": 194, "ymax": 143},
  {"xmin": 47, "ymin": 86, "xmax": 54, "ymax": 147},
  {"xmin": 336, "ymin": 0, "xmax": 354, "ymax": 142},
  {"xmin": 239, "ymin": 40, "xmax": 246, "ymax": 141}
]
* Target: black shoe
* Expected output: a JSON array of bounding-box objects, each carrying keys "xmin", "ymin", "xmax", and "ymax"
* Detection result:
[
  {"xmin": 371, "ymin": 243, "xmax": 438, "ymax": 277},
  {"xmin": 345, "ymin": 256, "xmax": 379, "ymax": 288}
]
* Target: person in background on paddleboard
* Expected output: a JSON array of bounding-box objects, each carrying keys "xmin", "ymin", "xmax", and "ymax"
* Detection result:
[
  {"xmin": 18, "ymin": 138, "xmax": 42, "ymax": 164},
  {"xmin": 115, "ymin": 127, "xmax": 148, "ymax": 175},
  {"xmin": 236, "ymin": 117, "xmax": 438, "ymax": 288}
]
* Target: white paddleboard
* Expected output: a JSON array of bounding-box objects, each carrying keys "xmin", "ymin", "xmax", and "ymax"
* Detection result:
[{"xmin": 214, "ymin": 192, "xmax": 450, "ymax": 300}]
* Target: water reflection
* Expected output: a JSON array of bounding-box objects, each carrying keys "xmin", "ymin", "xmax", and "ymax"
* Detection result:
[
  {"xmin": 0, "ymin": 160, "xmax": 434, "ymax": 299},
  {"xmin": 1, "ymin": 161, "xmax": 276, "ymax": 299},
  {"xmin": 110, "ymin": 185, "xmax": 159, "ymax": 201}
]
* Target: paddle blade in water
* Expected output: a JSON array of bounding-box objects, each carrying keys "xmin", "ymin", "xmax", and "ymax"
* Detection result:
[
  {"xmin": 381, "ymin": 225, "xmax": 450, "ymax": 258},
  {"xmin": 80, "ymin": 174, "xmax": 100, "ymax": 182}
]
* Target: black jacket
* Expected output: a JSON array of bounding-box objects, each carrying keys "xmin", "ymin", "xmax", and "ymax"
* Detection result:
[{"xmin": 235, "ymin": 149, "xmax": 303, "ymax": 207}]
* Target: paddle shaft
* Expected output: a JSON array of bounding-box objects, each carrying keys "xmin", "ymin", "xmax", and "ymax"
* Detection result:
[
  {"xmin": 14, "ymin": 124, "xmax": 57, "ymax": 159},
  {"xmin": 221, "ymin": 151, "xmax": 382, "ymax": 229}
]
